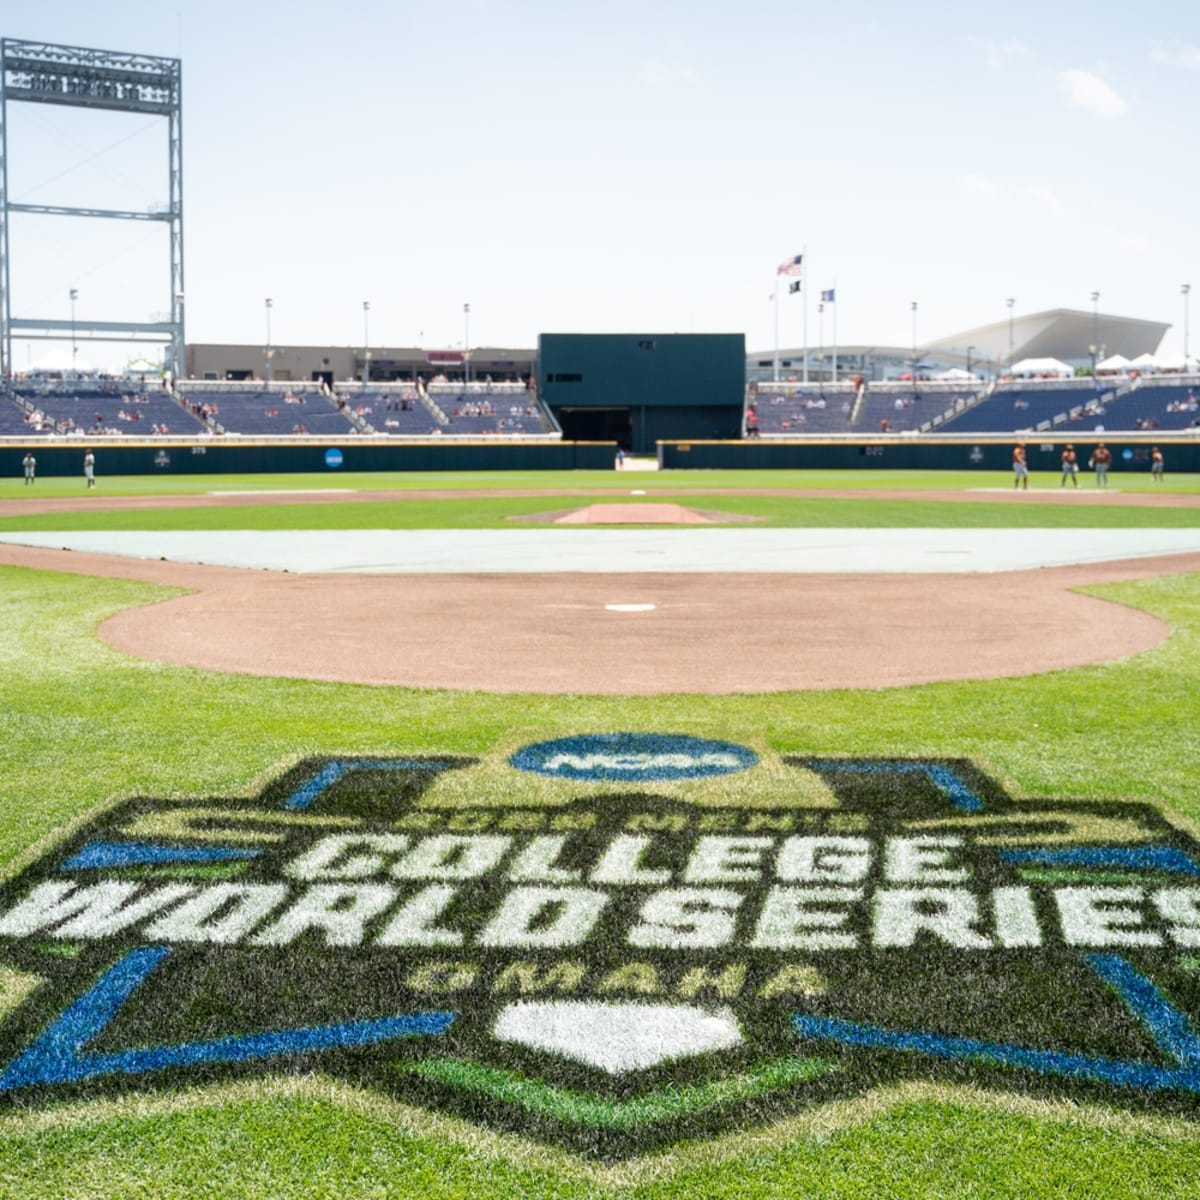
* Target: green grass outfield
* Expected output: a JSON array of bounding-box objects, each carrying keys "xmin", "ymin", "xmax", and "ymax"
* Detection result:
[
  {"xmin": 1, "ymin": 469, "xmax": 1200, "ymax": 1198},
  {"xmin": 3, "ymin": 468, "xmax": 1200, "ymax": 532}
]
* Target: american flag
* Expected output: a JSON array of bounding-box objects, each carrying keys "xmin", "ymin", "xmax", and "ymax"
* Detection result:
[
  {"xmin": 777, "ymin": 254, "xmax": 804, "ymax": 277},
  {"xmin": 821, "ymin": 288, "xmax": 836, "ymax": 302}
]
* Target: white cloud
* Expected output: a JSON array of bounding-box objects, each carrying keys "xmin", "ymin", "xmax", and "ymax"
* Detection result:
[
  {"xmin": 637, "ymin": 57, "xmax": 700, "ymax": 90},
  {"xmin": 959, "ymin": 172, "xmax": 999, "ymax": 200},
  {"xmin": 1094, "ymin": 224, "xmax": 1151, "ymax": 254},
  {"xmin": 957, "ymin": 174, "xmax": 1069, "ymax": 217},
  {"xmin": 1150, "ymin": 40, "xmax": 1200, "ymax": 70},
  {"xmin": 1058, "ymin": 69, "xmax": 1127, "ymax": 118},
  {"xmin": 969, "ymin": 37, "xmax": 1029, "ymax": 70},
  {"xmin": 1025, "ymin": 185, "xmax": 1068, "ymax": 217}
]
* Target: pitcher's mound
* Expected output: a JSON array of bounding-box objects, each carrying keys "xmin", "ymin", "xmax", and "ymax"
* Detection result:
[{"xmin": 554, "ymin": 503, "xmax": 718, "ymax": 525}]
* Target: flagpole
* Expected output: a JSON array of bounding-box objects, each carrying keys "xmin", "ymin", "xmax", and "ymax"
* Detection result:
[
  {"xmin": 802, "ymin": 244, "xmax": 809, "ymax": 384},
  {"xmin": 818, "ymin": 302, "xmax": 824, "ymax": 385},
  {"xmin": 832, "ymin": 280, "xmax": 838, "ymax": 383},
  {"xmin": 773, "ymin": 285, "xmax": 780, "ymax": 383}
]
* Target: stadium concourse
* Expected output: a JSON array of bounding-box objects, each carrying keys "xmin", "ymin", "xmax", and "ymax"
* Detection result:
[{"xmin": 2, "ymin": 487, "xmax": 1199, "ymax": 694}]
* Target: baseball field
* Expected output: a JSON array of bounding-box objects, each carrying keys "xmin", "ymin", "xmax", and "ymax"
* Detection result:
[{"xmin": 1, "ymin": 465, "xmax": 1199, "ymax": 1198}]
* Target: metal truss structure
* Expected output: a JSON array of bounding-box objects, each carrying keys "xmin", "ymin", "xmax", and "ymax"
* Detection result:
[{"xmin": 0, "ymin": 38, "xmax": 183, "ymax": 376}]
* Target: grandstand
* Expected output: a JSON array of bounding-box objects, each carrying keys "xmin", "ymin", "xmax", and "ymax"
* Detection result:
[
  {"xmin": 753, "ymin": 380, "xmax": 982, "ymax": 436},
  {"xmin": 0, "ymin": 375, "xmax": 558, "ymax": 442},
  {"xmin": 175, "ymin": 381, "xmax": 360, "ymax": 437},
  {"xmin": 6, "ymin": 378, "xmax": 207, "ymax": 436},
  {"xmin": 931, "ymin": 375, "xmax": 1200, "ymax": 436}
]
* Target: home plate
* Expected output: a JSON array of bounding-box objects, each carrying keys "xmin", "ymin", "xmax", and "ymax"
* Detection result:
[{"xmin": 493, "ymin": 1001, "xmax": 743, "ymax": 1073}]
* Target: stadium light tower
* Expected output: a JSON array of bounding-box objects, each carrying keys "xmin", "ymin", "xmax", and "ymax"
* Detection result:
[
  {"xmin": 463, "ymin": 302, "xmax": 471, "ymax": 385},
  {"xmin": 69, "ymin": 288, "xmax": 78, "ymax": 368},
  {"xmin": 0, "ymin": 39, "xmax": 184, "ymax": 378},
  {"xmin": 1006, "ymin": 298, "xmax": 1015, "ymax": 374},
  {"xmin": 264, "ymin": 298, "xmax": 274, "ymax": 383},
  {"xmin": 362, "ymin": 300, "xmax": 370, "ymax": 385},
  {"xmin": 1090, "ymin": 291, "xmax": 1100, "ymax": 357},
  {"xmin": 910, "ymin": 300, "xmax": 918, "ymax": 383},
  {"xmin": 1184, "ymin": 283, "xmax": 1192, "ymax": 366},
  {"xmin": 966, "ymin": 344, "xmax": 975, "ymax": 378}
]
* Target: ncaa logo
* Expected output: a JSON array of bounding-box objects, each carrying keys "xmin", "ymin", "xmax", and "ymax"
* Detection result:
[{"xmin": 509, "ymin": 733, "xmax": 759, "ymax": 782}]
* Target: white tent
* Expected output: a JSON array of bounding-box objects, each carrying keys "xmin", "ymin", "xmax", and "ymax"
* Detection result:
[
  {"xmin": 126, "ymin": 357, "xmax": 161, "ymax": 375},
  {"xmin": 1128, "ymin": 352, "xmax": 1159, "ymax": 371},
  {"xmin": 932, "ymin": 367, "xmax": 979, "ymax": 381},
  {"xmin": 1010, "ymin": 356, "xmax": 1074, "ymax": 378},
  {"xmin": 1150, "ymin": 352, "xmax": 1194, "ymax": 372},
  {"xmin": 1096, "ymin": 353, "xmax": 1131, "ymax": 373},
  {"xmin": 27, "ymin": 346, "xmax": 98, "ymax": 374}
]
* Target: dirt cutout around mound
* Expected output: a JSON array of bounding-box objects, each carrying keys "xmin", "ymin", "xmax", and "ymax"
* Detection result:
[
  {"xmin": 514, "ymin": 503, "xmax": 758, "ymax": 525},
  {"xmin": 3, "ymin": 541, "xmax": 1196, "ymax": 695}
]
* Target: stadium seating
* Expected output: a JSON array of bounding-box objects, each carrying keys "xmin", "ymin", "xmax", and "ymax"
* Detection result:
[
  {"xmin": 936, "ymin": 381, "xmax": 1107, "ymax": 434},
  {"xmin": 330, "ymin": 384, "xmax": 442, "ymax": 435},
  {"xmin": 934, "ymin": 376, "xmax": 1200, "ymax": 434},
  {"xmin": 7, "ymin": 380, "xmax": 208, "ymax": 436},
  {"xmin": 174, "ymin": 382, "xmax": 359, "ymax": 436},
  {"xmin": 168, "ymin": 380, "xmax": 556, "ymax": 438},
  {"xmin": 752, "ymin": 381, "xmax": 980, "ymax": 436},
  {"xmin": 1094, "ymin": 380, "xmax": 1200, "ymax": 431},
  {"xmin": 854, "ymin": 387, "xmax": 939, "ymax": 434},
  {"xmin": 751, "ymin": 385, "xmax": 857, "ymax": 434},
  {"xmin": 0, "ymin": 388, "xmax": 57, "ymax": 435},
  {"xmin": 427, "ymin": 381, "xmax": 556, "ymax": 436}
]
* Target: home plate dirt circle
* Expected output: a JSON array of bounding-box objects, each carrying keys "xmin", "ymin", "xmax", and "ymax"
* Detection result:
[
  {"xmin": 2, "ymin": 489, "xmax": 1198, "ymax": 695},
  {"xmin": 89, "ymin": 564, "xmax": 1178, "ymax": 694},
  {"xmin": 0, "ymin": 542, "xmax": 1185, "ymax": 695}
]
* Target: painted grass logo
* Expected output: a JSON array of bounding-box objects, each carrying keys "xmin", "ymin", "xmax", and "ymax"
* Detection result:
[
  {"xmin": 510, "ymin": 733, "xmax": 758, "ymax": 782},
  {"xmin": 2, "ymin": 739, "xmax": 1200, "ymax": 1159}
]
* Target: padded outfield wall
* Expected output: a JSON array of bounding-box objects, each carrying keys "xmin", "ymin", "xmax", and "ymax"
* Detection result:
[
  {"xmin": 659, "ymin": 436, "xmax": 1200, "ymax": 473},
  {"xmin": 0, "ymin": 439, "xmax": 618, "ymax": 477}
]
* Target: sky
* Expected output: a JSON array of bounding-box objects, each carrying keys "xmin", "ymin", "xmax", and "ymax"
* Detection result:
[{"xmin": 3, "ymin": 0, "xmax": 1198, "ymax": 371}]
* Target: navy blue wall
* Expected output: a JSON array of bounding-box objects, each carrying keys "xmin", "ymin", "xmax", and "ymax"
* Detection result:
[
  {"xmin": 660, "ymin": 438, "xmax": 1200, "ymax": 473},
  {"xmin": 0, "ymin": 440, "xmax": 617, "ymax": 478}
]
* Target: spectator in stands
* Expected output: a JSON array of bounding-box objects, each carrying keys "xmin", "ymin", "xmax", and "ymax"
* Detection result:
[
  {"xmin": 22, "ymin": 451, "xmax": 35, "ymax": 486},
  {"xmin": 745, "ymin": 407, "xmax": 759, "ymax": 438},
  {"xmin": 1088, "ymin": 443, "xmax": 1111, "ymax": 488},
  {"xmin": 1013, "ymin": 443, "xmax": 1029, "ymax": 490},
  {"xmin": 1151, "ymin": 447, "xmax": 1164, "ymax": 481},
  {"xmin": 1060, "ymin": 444, "xmax": 1079, "ymax": 488}
]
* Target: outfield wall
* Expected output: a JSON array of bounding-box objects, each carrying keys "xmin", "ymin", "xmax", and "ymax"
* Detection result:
[
  {"xmin": 659, "ymin": 436, "xmax": 1200, "ymax": 473},
  {"xmin": 0, "ymin": 439, "xmax": 618, "ymax": 477}
]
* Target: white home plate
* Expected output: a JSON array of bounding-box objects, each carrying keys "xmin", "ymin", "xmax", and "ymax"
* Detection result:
[
  {"xmin": 605, "ymin": 603, "xmax": 656, "ymax": 612},
  {"xmin": 493, "ymin": 1001, "xmax": 743, "ymax": 1073}
]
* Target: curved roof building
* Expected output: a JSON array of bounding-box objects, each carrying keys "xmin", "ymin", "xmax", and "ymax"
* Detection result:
[{"xmin": 749, "ymin": 308, "xmax": 1170, "ymax": 382}]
